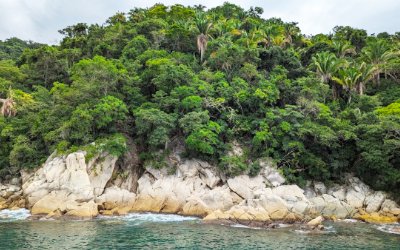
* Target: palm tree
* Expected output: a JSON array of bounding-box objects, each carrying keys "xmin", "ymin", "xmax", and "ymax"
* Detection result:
[
  {"xmin": 107, "ymin": 12, "xmax": 126, "ymax": 25},
  {"xmin": 260, "ymin": 24, "xmax": 282, "ymax": 47},
  {"xmin": 192, "ymin": 13, "xmax": 213, "ymax": 61},
  {"xmin": 357, "ymin": 62, "xmax": 380, "ymax": 95},
  {"xmin": 214, "ymin": 19, "xmax": 241, "ymax": 38},
  {"xmin": 236, "ymin": 28, "xmax": 266, "ymax": 48},
  {"xmin": 0, "ymin": 87, "xmax": 16, "ymax": 117},
  {"xmin": 310, "ymin": 34, "xmax": 331, "ymax": 45},
  {"xmin": 332, "ymin": 68, "xmax": 361, "ymax": 91},
  {"xmin": 128, "ymin": 8, "xmax": 148, "ymax": 23},
  {"xmin": 176, "ymin": 19, "xmax": 192, "ymax": 31},
  {"xmin": 362, "ymin": 39, "xmax": 399, "ymax": 82},
  {"xmin": 332, "ymin": 68, "xmax": 362, "ymax": 103},
  {"xmin": 270, "ymin": 35, "xmax": 289, "ymax": 48},
  {"xmin": 363, "ymin": 39, "xmax": 398, "ymax": 65},
  {"xmin": 311, "ymin": 51, "xmax": 347, "ymax": 83},
  {"xmin": 332, "ymin": 40, "xmax": 356, "ymax": 58},
  {"xmin": 310, "ymin": 51, "xmax": 347, "ymax": 99},
  {"xmin": 280, "ymin": 23, "xmax": 300, "ymax": 45}
]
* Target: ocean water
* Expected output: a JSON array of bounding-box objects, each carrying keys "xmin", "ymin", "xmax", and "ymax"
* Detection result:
[{"xmin": 0, "ymin": 209, "xmax": 400, "ymax": 249}]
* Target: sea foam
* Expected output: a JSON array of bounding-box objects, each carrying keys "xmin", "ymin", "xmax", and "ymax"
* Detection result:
[
  {"xmin": 98, "ymin": 212, "xmax": 199, "ymax": 224},
  {"xmin": 377, "ymin": 224, "xmax": 400, "ymax": 235},
  {"xmin": 0, "ymin": 209, "xmax": 31, "ymax": 222}
]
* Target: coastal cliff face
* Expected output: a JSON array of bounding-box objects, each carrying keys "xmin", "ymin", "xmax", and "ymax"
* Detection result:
[{"xmin": 1, "ymin": 141, "xmax": 399, "ymax": 225}]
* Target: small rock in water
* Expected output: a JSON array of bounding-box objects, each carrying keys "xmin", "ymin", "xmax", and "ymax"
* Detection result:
[
  {"xmin": 27, "ymin": 215, "xmax": 45, "ymax": 220},
  {"xmin": 300, "ymin": 225, "xmax": 323, "ymax": 231},
  {"xmin": 307, "ymin": 216, "xmax": 323, "ymax": 226},
  {"xmin": 267, "ymin": 223, "xmax": 278, "ymax": 229},
  {"xmin": 300, "ymin": 216, "xmax": 325, "ymax": 231}
]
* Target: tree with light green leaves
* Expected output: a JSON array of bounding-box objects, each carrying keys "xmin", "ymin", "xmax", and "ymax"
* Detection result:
[{"xmin": 310, "ymin": 51, "xmax": 347, "ymax": 99}]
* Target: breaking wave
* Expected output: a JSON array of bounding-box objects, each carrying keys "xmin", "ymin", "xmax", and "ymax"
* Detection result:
[
  {"xmin": 376, "ymin": 224, "xmax": 400, "ymax": 235},
  {"xmin": 0, "ymin": 209, "xmax": 31, "ymax": 222}
]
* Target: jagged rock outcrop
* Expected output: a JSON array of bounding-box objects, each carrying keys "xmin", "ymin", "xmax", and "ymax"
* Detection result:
[
  {"xmin": 1, "ymin": 141, "xmax": 399, "ymax": 227},
  {"xmin": 21, "ymin": 146, "xmax": 138, "ymax": 219},
  {"xmin": 304, "ymin": 176, "xmax": 400, "ymax": 223},
  {"xmin": 109, "ymin": 137, "xmax": 143, "ymax": 193},
  {"xmin": 203, "ymin": 205, "xmax": 273, "ymax": 228},
  {"xmin": 96, "ymin": 186, "xmax": 136, "ymax": 210},
  {"xmin": 0, "ymin": 183, "xmax": 25, "ymax": 211},
  {"xmin": 227, "ymin": 175, "xmax": 265, "ymax": 199}
]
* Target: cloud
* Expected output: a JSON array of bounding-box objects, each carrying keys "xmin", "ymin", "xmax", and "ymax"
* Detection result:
[
  {"xmin": 0, "ymin": 0, "xmax": 399, "ymax": 44},
  {"xmin": 258, "ymin": 0, "xmax": 400, "ymax": 35}
]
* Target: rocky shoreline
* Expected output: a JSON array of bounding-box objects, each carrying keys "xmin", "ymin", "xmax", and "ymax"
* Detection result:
[{"xmin": 1, "ymin": 142, "xmax": 400, "ymax": 230}]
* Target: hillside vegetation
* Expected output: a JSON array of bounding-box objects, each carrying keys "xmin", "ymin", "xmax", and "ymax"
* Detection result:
[{"xmin": 1, "ymin": 3, "xmax": 400, "ymax": 197}]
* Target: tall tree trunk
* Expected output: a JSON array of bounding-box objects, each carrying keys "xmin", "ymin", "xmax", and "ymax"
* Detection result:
[
  {"xmin": 200, "ymin": 43, "xmax": 204, "ymax": 62},
  {"xmin": 330, "ymin": 80, "xmax": 342, "ymax": 99},
  {"xmin": 359, "ymin": 82, "xmax": 365, "ymax": 95}
]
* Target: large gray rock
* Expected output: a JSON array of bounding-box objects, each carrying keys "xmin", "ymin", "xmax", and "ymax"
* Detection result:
[
  {"xmin": 177, "ymin": 160, "xmax": 199, "ymax": 178},
  {"xmin": 309, "ymin": 197, "xmax": 325, "ymax": 213},
  {"xmin": 23, "ymin": 149, "xmax": 118, "ymax": 218},
  {"xmin": 332, "ymin": 188, "xmax": 346, "ymax": 201},
  {"xmin": 303, "ymin": 182, "xmax": 317, "ymax": 199},
  {"xmin": 96, "ymin": 186, "xmax": 136, "ymax": 208},
  {"xmin": 133, "ymin": 161, "xmax": 235, "ymax": 215},
  {"xmin": 254, "ymin": 188, "xmax": 273, "ymax": 198},
  {"xmin": 197, "ymin": 186, "xmax": 234, "ymax": 211},
  {"xmin": 258, "ymin": 195, "xmax": 290, "ymax": 220},
  {"xmin": 365, "ymin": 191, "xmax": 386, "ymax": 213},
  {"xmin": 133, "ymin": 167, "xmax": 209, "ymax": 213},
  {"xmin": 322, "ymin": 199, "xmax": 356, "ymax": 218},
  {"xmin": 309, "ymin": 195, "xmax": 355, "ymax": 218},
  {"xmin": 327, "ymin": 184, "xmax": 346, "ymax": 201},
  {"xmin": 381, "ymin": 199, "xmax": 399, "ymax": 210},
  {"xmin": 345, "ymin": 176, "xmax": 373, "ymax": 209},
  {"xmin": 272, "ymin": 185, "xmax": 307, "ymax": 201},
  {"xmin": 88, "ymin": 153, "xmax": 118, "ymax": 196},
  {"xmin": 347, "ymin": 177, "xmax": 371, "ymax": 195},
  {"xmin": 180, "ymin": 196, "xmax": 211, "ymax": 216},
  {"xmin": 314, "ymin": 182, "xmax": 327, "ymax": 195},
  {"xmin": 196, "ymin": 161, "xmax": 220, "ymax": 189},
  {"xmin": 259, "ymin": 159, "xmax": 285, "ymax": 187},
  {"xmin": 292, "ymin": 200, "xmax": 313, "ymax": 215},
  {"xmin": 227, "ymin": 175, "xmax": 265, "ymax": 199},
  {"xmin": 346, "ymin": 190, "xmax": 366, "ymax": 209}
]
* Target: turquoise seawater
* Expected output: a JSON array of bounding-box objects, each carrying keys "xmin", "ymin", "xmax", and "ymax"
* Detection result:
[{"xmin": 1, "ymin": 209, "xmax": 400, "ymax": 249}]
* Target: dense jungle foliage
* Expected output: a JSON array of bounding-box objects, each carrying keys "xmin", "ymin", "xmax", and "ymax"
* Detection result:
[{"xmin": 1, "ymin": 3, "xmax": 400, "ymax": 197}]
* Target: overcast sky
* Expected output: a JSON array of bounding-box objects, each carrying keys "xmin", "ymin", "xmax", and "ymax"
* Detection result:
[{"xmin": 0, "ymin": 0, "xmax": 399, "ymax": 44}]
